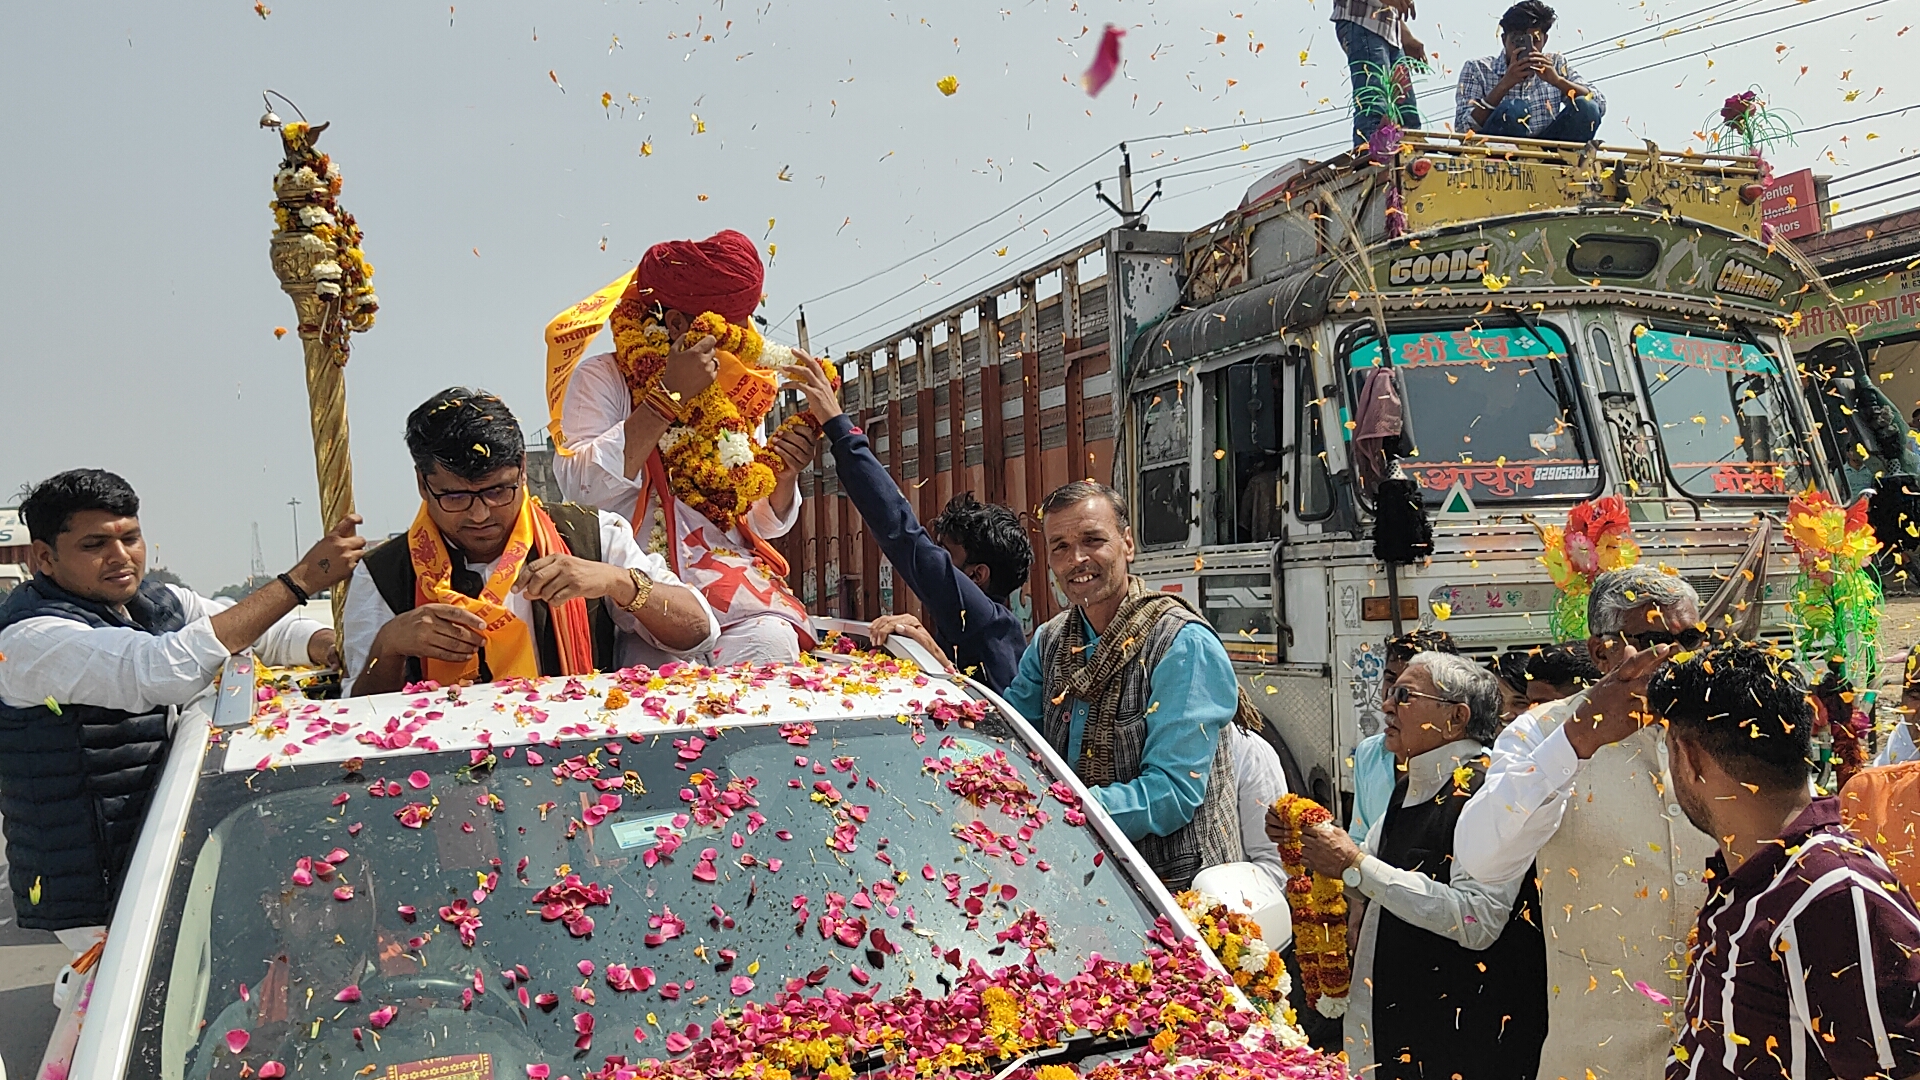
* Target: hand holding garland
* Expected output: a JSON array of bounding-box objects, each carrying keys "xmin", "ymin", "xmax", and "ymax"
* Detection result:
[{"xmin": 621, "ymin": 333, "xmax": 718, "ymax": 479}]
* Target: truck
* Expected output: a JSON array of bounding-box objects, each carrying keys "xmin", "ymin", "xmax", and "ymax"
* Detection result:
[{"xmin": 770, "ymin": 131, "xmax": 1844, "ymax": 819}]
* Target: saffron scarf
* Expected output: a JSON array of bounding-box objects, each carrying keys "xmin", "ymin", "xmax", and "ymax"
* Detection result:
[{"xmin": 406, "ymin": 495, "xmax": 595, "ymax": 685}]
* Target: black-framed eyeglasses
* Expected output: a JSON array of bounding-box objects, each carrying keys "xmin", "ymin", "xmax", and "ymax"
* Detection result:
[
  {"xmin": 424, "ymin": 478, "xmax": 522, "ymax": 513},
  {"xmin": 1618, "ymin": 627, "xmax": 1706, "ymax": 651},
  {"xmin": 1388, "ymin": 684, "xmax": 1464, "ymax": 707}
]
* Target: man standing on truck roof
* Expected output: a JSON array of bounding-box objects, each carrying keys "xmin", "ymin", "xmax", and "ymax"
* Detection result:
[
  {"xmin": 1331, "ymin": 0, "xmax": 1427, "ymax": 148},
  {"xmin": 777, "ymin": 352, "xmax": 1030, "ymax": 692},
  {"xmin": 341, "ymin": 388, "xmax": 718, "ymax": 696},
  {"xmin": 1003, "ymin": 480, "xmax": 1243, "ymax": 892},
  {"xmin": 1455, "ymin": 1, "xmax": 1605, "ymax": 144},
  {"xmin": 0, "ymin": 469, "xmax": 360, "ymax": 974},
  {"xmin": 1454, "ymin": 566, "xmax": 1712, "ymax": 1080},
  {"xmin": 552, "ymin": 230, "xmax": 820, "ymax": 666}
]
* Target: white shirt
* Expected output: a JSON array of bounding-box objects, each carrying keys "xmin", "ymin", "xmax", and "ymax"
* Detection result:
[
  {"xmin": 1451, "ymin": 693, "xmax": 1588, "ymax": 886},
  {"xmin": 339, "ymin": 509, "xmax": 720, "ymax": 693},
  {"xmin": 554, "ymin": 351, "xmax": 801, "ymax": 541},
  {"xmin": 1346, "ymin": 737, "xmax": 1527, "ymax": 1072},
  {"xmin": 0, "ymin": 583, "xmax": 326, "ymax": 713},
  {"xmin": 1228, "ymin": 724, "xmax": 1291, "ymax": 893}
]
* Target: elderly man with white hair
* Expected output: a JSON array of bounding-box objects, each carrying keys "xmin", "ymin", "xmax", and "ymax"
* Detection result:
[
  {"xmin": 1454, "ymin": 566, "xmax": 1713, "ymax": 1080},
  {"xmin": 1280, "ymin": 650, "xmax": 1549, "ymax": 1079}
]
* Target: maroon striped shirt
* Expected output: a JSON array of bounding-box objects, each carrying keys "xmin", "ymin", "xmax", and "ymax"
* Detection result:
[{"xmin": 1669, "ymin": 797, "xmax": 1920, "ymax": 1080}]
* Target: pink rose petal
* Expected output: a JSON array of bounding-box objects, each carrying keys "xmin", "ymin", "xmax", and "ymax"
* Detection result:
[
  {"xmin": 527, "ymin": 1067, "xmax": 550, "ymax": 1080},
  {"xmin": 729, "ymin": 975, "xmax": 754, "ymax": 996},
  {"xmin": 1633, "ymin": 980, "xmax": 1673, "ymax": 1007},
  {"xmin": 368, "ymin": 1005, "xmax": 396, "ymax": 1029},
  {"xmin": 224, "ymin": 1030, "xmax": 249, "ymax": 1054},
  {"xmin": 408, "ymin": 770, "xmax": 431, "ymax": 789},
  {"xmin": 259, "ymin": 1063, "xmax": 286, "ymax": 1078},
  {"xmin": 334, "ymin": 984, "xmax": 362, "ymax": 1003}
]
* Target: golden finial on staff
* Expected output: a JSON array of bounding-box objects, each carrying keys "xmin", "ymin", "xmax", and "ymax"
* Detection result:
[{"xmin": 260, "ymin": 92, "xmax": 376, "ymax": 633}]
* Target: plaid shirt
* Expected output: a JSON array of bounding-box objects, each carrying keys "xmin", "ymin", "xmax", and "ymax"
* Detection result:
[
  {"xmin": 1330, "ymin": 0, "xmax": 1401, "ymax": 49},
  {"xmin": 1454, "ymin": 50, "xmax": 1603, "ymax": 134}
]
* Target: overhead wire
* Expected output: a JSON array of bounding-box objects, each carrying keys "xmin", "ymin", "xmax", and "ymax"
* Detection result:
[
  {"xmin": 800, "ymin": 0, "xmax": 1916, "ymax": 343},
  {"xmin": 1588, "ymin": 0, "xmax": 1901, "ymax": 80}
]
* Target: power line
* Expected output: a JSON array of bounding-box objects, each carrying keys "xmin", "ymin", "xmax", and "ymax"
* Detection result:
[
  {"xmin": 1827, "ymin": 150, "xmax": 1920, "ymax": 191},
  {"xmin": 1589, "ymin": 0, "xmax": 1900, "ymax": 80},
  {"xmin": 1829, "ymin": 168, "xmax": 1920, "ymax": 200},
  {"xmin": 1832, "ymin": 182, "xmax": 1920, "ymax": 217},
  {"xmin": 1798, "ymin": 102, "xmax": 1920, "ymax": 136},
  {"xmin": 821, "ymin": 208, "xmax": 1115, "ymax": 353},
  {"xmin": 771, "ymin": 145, "xmax": 1114, "ymax": 328},
  {"xmin": 1563, "ymin": 0, "xmax": 1793, "ymax": 60}
]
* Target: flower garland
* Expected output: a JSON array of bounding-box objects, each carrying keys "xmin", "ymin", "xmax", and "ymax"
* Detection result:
[
  {"xmin": 610, "ymin": 300, "xmax": 838, "ymax": 532},
  {"xmin": 270, "ymin": 121, "xmax": 378, "ymax": 350},
  {"xmin": 1532, "ymin": 494, "xmax": 1640, "ymax": 641},
  {"xmin": 1174, "ymin": 890, "xmax": 1299, "ymax": 1028},
  {"xmin": 1711, "ymin": 88, "xmax": 1797, "ymax": 157},
  {"xmin": 1785, "ymin": 488, "xmax": 1881, "ymax": 691},
  {"xmin": 1267, "ymin": 794, "xmax": 1350, "ymax": 1018}
]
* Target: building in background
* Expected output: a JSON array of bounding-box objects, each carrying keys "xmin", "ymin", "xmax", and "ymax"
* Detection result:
[
  {"xmin": 1794, "ymin": 203, "xmax": 1920, "ymax": 429},
  {"xmin": 0, "ymin": 508, "xmax": 30, "ymax": 596},
  {"xmin": 525, "ymin": 431, "xmax": 565, "ymax": 507}
]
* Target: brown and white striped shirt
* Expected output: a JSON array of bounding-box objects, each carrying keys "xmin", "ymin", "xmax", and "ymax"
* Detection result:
[{"xmin": 1670, "ymin": 797, "xmax": 1920, "ymax": 1080}]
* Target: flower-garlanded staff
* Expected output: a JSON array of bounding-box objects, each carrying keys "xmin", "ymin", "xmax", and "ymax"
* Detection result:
[{"xmin": 263, "ymin": 99, "xmax": 377, "ymax": 629}]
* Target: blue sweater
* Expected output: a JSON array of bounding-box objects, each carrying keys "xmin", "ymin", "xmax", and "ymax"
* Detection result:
[{"xmin": 822, "ymin": 413, "xmax": 1027, "ymax": 692}]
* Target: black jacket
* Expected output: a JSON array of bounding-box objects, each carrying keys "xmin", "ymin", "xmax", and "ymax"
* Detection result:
[{"xmin": 0, "ymin": 577, "xmax": 187, "ymax": 930}]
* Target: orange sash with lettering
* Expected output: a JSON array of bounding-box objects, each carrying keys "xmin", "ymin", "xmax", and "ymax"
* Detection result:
[{"xmin": 406, "ymin": 496, "xmax": 594, "ymax": 685}]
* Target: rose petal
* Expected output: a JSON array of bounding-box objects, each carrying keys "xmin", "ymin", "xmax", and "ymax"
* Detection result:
[
  {"xmin": 259, "ymin": 1063, "xmax": 287, "ymax": 1078},
  {"xmin": 368, "ymin": 1005, "xmax": 396, "ymax": 1029},
  {"xmin": 729, "ymin": 975, "xmax": 754, "ymax": 996},
  {"xmin": 224, "ymin": 1029, "xmax": 249, "ymax": 1054},
  {"xmin": 334, "ymin": 984, "xmax": 362, "ymax": 1003},
  {"xmin": 408, "ymin": 770, "xmax": 431, "ymax": 789},
  {"xmin": 527, "ymin": 1067, "xmax": 551, "ymax": 1080}
]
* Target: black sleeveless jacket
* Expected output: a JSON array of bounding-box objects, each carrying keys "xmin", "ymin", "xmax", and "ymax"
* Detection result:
[
  {"xmin": 1370, "ymin": 752, "xmax": 1550, "ymax": 1080},
  {"xmin": 0, "ymin": 577, "xmax": 188, "ymax": 930},
  {"xmin": 361, "ymin": 502, "xmax": 619, "ymax": 683}
]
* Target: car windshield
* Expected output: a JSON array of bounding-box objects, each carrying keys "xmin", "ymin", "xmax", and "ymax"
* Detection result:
[
  {"xmin": 1346, "ymin": 323, "xmax": 1602, "ymax": 503},
  {"xmin": 136, "ymin": 705, "xmax": 1159, "ymax": 1080},
  {"xmin": 1631, "ymin": 325, "xmax": 1816, "ymax": 497}
]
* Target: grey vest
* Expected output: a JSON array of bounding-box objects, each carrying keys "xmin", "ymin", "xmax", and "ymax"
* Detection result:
[{"xmin": 1034, "ymin": 604, "xmax": 1241, "ymax": 891}]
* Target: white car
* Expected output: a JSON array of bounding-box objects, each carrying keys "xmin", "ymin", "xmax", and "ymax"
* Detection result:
[{"xmin": 59, "ymin": 635, "xmax": 1337, "ymax": 1080}]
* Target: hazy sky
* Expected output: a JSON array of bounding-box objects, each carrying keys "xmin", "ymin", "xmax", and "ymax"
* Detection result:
[{"xmin": 3, "ymin": 0, "xmax": 1914, "ymax": 590}]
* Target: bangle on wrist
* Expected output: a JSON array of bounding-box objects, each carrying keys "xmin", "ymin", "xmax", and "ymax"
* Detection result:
[
  {"xmin": 643, "ymin": 385, "xmax": 682, "ymax": 423},
  {"xmin": 277, "ymin": 571, "xmax": 310, "ymax": 605}
]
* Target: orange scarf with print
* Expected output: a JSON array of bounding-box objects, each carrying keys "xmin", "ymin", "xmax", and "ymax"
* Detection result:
[{"xmin": 406, "ymin": 496, "xmax": 594, "ymax": 685}]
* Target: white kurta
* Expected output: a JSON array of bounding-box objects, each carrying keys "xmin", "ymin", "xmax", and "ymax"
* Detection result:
[
  {"xmin": 1344, "ymin": 737, "xmax": 1529, "ymax": 1073},
  {"xmin": 555, "ymin": 351, "xmax": 808, "ymax": 649},
  {"xmin": 339, "ymin": 509, "xmax": 720, "ymax": 694},
  {"xmin": 0, "ymin": 583, "xmax": 326, "ymax": 712},
  {"xmin": 1454, "ymin": 694, "xmax": 1714, "ymax": 1080}
]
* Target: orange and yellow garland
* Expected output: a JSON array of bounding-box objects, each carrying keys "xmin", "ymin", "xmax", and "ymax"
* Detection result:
[
  {"xmin": 1269, "ymin": 794, "xmax": 1351, "ymax": 1018},
  {"xmin": 609, "ymin": 300, "xmax": 837, "ymax": 532}
]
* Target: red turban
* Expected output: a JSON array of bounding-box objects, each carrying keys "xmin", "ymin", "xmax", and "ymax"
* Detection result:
[{"xmin": 633, "ymin": 230, "xmax": 765, "ymax": 324}]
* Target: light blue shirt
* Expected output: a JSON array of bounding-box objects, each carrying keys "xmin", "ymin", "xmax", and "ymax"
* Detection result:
[
  {"xmin": 1004, "ymin": 615, "xmax": 1240, "ymax": 842},
  {"xmin": 1348, "ymin": 731, "xmax": 1397, "ymax": 842}
]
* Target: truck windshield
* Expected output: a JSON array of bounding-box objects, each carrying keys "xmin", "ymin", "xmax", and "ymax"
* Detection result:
[
  {"xmin": 1346, "ymin": 324, "xmax": 1601, "ymax": 503},
  {"xmin": 137, "ymin": 711, "xmax": 1158, "ymax": 1080},
  {"xmin": 1631, "ymin": 325, "xmax": 1815, "ymax": 497}
]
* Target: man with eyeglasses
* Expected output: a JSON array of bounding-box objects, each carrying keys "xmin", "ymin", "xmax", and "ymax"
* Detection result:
[
  {"xmin": 341, "ymin": 388, "xmax": 719, "ymax": 696},
  {"xmin": 1284, "ymin": 651, "xmax": 1547, "ymax": 1078},
  {"xmin": 1454, "ymin": 566, "xmax": 1712, "ymax": 1080},
  {"xmin": 1454, "ymin": 1, "xmax": 1605, "ymax": 143}
]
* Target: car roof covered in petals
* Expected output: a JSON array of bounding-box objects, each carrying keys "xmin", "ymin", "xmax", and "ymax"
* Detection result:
[{"xmin": 221, "ymin": 651, "xmax": 973, "ymax": 773}]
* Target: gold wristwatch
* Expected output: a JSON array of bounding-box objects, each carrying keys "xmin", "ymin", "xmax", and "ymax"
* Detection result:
[{"xmin": 624, "ymin": 567, "xmax": 656, "ymax": 613}]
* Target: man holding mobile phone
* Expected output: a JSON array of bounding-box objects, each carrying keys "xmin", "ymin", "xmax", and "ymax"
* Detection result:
[{"xmin": 1455, "ymin": 1, "xmax": 1604, "ymax": 142}]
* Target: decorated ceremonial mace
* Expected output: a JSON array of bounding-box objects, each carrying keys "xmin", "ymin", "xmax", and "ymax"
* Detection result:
[{"xmin": 260, "ymin": 93, "xmax": 377, "ymax": 632}]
